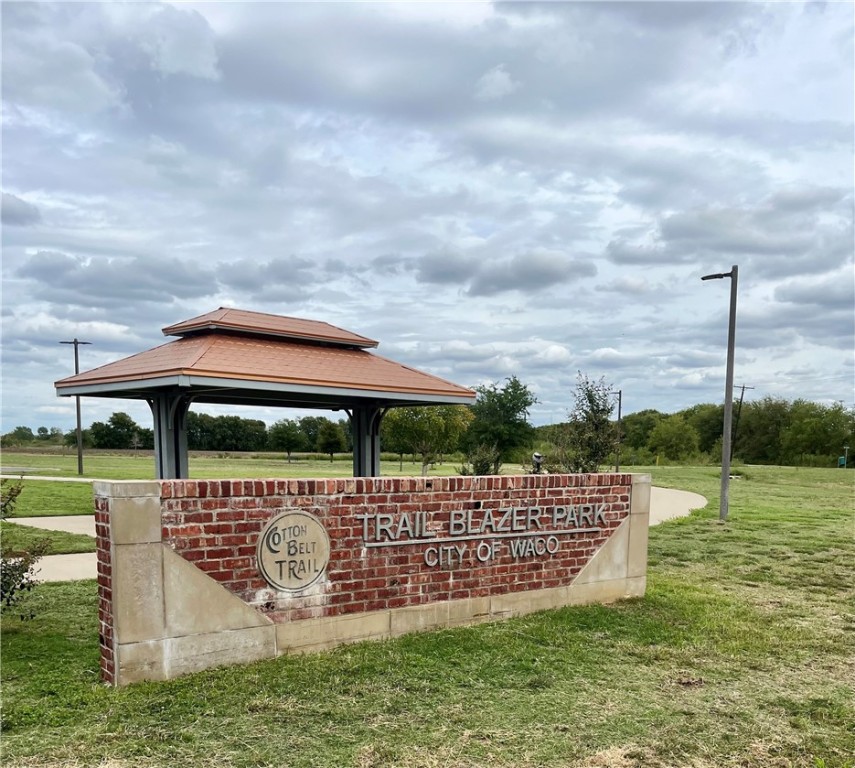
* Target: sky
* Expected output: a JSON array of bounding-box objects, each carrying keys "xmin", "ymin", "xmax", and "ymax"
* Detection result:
[{"xmin": 1, "ymin": 0, "xmax": 853, "ymax": 434}]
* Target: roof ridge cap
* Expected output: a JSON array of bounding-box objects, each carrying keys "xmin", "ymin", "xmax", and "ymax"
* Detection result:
[{"xmin": 182, "ymin": 334, "xmax": 217, "ymax": 369}]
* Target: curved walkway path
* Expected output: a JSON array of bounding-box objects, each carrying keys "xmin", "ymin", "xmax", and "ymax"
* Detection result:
[{"xmin": 12, "ymin": 486, "xmax": 707, "ymax": 582}]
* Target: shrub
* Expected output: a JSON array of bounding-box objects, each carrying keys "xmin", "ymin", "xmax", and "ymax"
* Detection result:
[
  {"xmin": 459, "ymin": 443, "xmax": 500, "ymax": 475},
  {"xmin": 1, "ymin": 478, "xmax": 48, "ymax": 616}
]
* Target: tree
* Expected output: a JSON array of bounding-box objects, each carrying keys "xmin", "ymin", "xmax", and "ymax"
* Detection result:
[
  {"xmin": 548, "ymin": 373, "xmax": 617, "ymax": 473},
  {"xmin": 64, "ymin": 429, "xmax": 93, "ymax": 449},
  {"xmin": 268, "ymin": 418, "xmax": 306, "ymax": 462},
  {"xmin": 436, "ymin": 405, "xmax": 474, "ymax": 463},
  {"xmin": 210, "ymin": 416, "xmax": 268, "ymax": 452},
  {"xmin": 780, "ymin": 400, "xmax": 853, "ymax": 466},
  {"xmin": 90, "ymin": 412, "xmax": 144, "ymax": 449},
  {"xmin": 648, "ymin": 414, "xmax": 700, "ymax": 461},
  {"xmin": 382, "ymin": 406, "xmax": 473, "ymax": 475},
  {"xmin": 681, "ymin": 403, "xmax": 724, "ymax": 455},
  {"xmin": 620, "ymin": 409, "xmax": 663, "ymax": 450},
  {"xmin": 381, "ymin": 410, "xmax": 411, "ymax": 469},
  {"xmin": 338, "ymin": 418, "xmax": 353, "ymax": 452},
  {"xmin": 463, "ymin": 376, "xmax": 537, "ymax": 474},
  {"xmin": 186, "ymin": 411, "xmax": 217, "ymax": 450},
  {"xmin": 317, "ymin": 420, "xmax": 346, "ymax": 462},
  {"xmin": 298, "ymin": 416, "xmax": 331, "ymax": 453},
  {"xmin": 1, "ymin": 426, "xmax": 35, "ymax": 447},
  {"xmin": 734, "ymin": 397, "xmax": 791, "ymax": 464}
]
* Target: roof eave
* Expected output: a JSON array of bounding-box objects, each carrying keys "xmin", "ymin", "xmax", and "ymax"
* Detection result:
[{"xmin": 56, "ymin": 373, "xmax": 476, "ymax": 406}]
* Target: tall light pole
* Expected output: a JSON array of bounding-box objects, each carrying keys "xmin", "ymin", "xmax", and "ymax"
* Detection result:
[
  {"xmin": 60, "ymin": 338, "xmax": 92, "ymax": 475},
  {"xmin": 615, "ymin": 389, "xmax": 622, "ymax": 472},
  {"xmin": 701, "ymin": 265, "xmax": 738, "ymax": 522}
]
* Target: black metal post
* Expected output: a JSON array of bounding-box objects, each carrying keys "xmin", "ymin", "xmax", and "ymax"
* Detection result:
[{"xmin": 60, "ymin": 339, "xmax": 91, "ymax": 475}]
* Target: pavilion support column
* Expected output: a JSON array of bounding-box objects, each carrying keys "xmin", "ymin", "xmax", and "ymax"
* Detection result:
[
  {"xmin": 351, "ymin": 406, "xmax": 384, "ymax": 477},
  {"xmin": 148, "ymin": 394, "xmax": 192, "ymax": 480}
]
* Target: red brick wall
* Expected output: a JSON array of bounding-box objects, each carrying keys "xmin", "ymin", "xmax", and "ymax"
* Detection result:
[
  {"xmin": 94, "ymin": 496, "xmax": 115, "ymax": 685},
  {"xmin": 158, "ymin": 474, "xmax": 632, "ymax": 623}
]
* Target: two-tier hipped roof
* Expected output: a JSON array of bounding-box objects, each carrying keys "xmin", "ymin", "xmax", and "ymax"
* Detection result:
[
  {"xmin": 55, "ymin": 308, "xmax": 476, "ymax": 479},
  {"xmin": 56, "ymin": 307, "xmax": 475, "ymax": 409}
]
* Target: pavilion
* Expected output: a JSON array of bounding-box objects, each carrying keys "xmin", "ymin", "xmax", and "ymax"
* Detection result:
[{"xmin": 55, "ymin": 308, "xmax": 476, "ymax": 478}]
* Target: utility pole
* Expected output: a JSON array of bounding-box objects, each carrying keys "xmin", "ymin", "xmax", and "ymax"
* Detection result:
[
  {"xmin": 731, "ymin": 384, "xmax": 754, "ymax": 462},
  {"xmin": 60, "ymin": 338, "xmax": 92, "ymax": 475},
  {"xmin": 701, "ymin": 265, "xmax": 739, "ymax": 522},
  {"xmin": 615, "ymin": 389, "xmax": 622, "ymax": 472}
]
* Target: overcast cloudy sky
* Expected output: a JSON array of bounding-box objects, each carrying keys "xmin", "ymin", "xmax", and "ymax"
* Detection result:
[{"xmin": 2, "ymin": 1, "xmax": 853, "ymax": 433}]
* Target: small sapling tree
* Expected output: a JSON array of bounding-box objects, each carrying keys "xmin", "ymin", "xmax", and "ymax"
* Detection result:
[{"xmin": 548, "ymin": 373, "xmax": 617, "ymax": 473}]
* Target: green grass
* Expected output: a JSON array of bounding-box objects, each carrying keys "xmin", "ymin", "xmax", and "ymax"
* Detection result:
[
  {"xmin": 6, "ymin": 479, "xmax": 96, "ymax": 517},
  {"xmin": 1, "ymin": 466, "xmax": 853, "ymax": 767},
  {"xmin": 2, "ymin": 450, "xmax": 472, "ymax": 481},
  {"xmin": 0, "ymin": 522, "xmax": 94, "ymax": 556}
]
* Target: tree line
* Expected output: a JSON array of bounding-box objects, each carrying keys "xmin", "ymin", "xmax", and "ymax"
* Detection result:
[
  {"xmin": 610, "ymin": 396, "xmax": 853, "ymax": 467},
  {"xmin": 3, "ymin": 378, "xmax": 852, "ymax": 469},
  {"xmin": 0, "ymin": 412, "xmax": 353, "ymax": 460}
]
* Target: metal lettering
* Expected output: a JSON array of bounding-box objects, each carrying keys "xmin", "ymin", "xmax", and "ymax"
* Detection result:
[
  {"xmin": 376, "ymin": 513, "xmax": 395, "ymax": 541},
  {"xmin": 449, "ymin": 510, "xmax": 467, "ymax": 536},
  {"xmin": 527, "ymin": 507, "xmax": 541, "ymax": 530},
  {"xmin": 424, "ymin": 544, "xmax": 466, "ymax": 567},
  {"xmin": 476, "ymin": 540, "xmax": 500, "ymax": 562}
]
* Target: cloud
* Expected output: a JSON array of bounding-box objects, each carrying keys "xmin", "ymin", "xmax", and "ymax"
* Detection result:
[
  {"xmin": 17, "ymin": 251, "xmax": 220, "ymax": 308},
  {"xmin": 2, "ymin": 5, "xmax": 121, "ymax": 114},
  {"xmin": 215, "ymin": 256, "xmax": 321, "ymax": 303},
  {"xmin": 1, "ymin": 193, "xmax": 41, "ymax": 226},
  {"xmin": 469, "ymin": 251, "xmax": 596, "ymax": 296},
  {"xmin": 110, "ymin": 4, "xmax": 220, "ymax": 80},
  {"xmin": 1, "ymin": 1, "xmax": 852, "ymax": 431},
  {"xmin": 474, "ymin": 64, "xmax": 520, "ymax": 102},
  {"xmin": 416, "ymin": 250, "xmax": 479, "ymax": 285},
  {"xmin": 773, "ymin": 269, "xmax": 855, "ymax": 311},
  {"xmin": 605, "ymin": 184, "xmax": 853, "ymax": 277}
]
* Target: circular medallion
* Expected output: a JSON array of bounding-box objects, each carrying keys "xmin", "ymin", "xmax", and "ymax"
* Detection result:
[{"xmin": 257, "ymin": 511, "xmax": 330, "ymax": 592}]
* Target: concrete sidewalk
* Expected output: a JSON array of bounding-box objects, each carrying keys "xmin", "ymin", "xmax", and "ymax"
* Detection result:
[
  {"xmin": 1, "ymin": 473, "xmax": 101, "ymax": 483},
  {"xmin": 649, "ymin": 487, "xmax": 707, "ymax": 525},
  {"xmin": 12, "ymin": 515, "xmax": 96, "ymax": 536},
  {"xmin": 34, "ymin": 552, "xmax": 98, "ymax": 582},
  {"xmin": 14, "ymin": 486, "xmax": 708, "ymax": 582},
  {"xmin": 10, "ymin": 516, "xmax": 98, "ymax": 582}
]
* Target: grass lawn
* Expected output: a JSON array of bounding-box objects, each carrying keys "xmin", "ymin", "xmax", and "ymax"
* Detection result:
[
  {"xmin": 1, "ymin": 450, "xmax": 472, "ymax": 481},
  {"xmin": 6, "ymin": 479, "xmax": 97, "ymax": 517},
  {"xmin": 0, "ymin": 522, "xmax": 94, "ymax": 556},
  {"xmin": 1, "ymin": 465, "xmax": 852, "ymax": 767}
]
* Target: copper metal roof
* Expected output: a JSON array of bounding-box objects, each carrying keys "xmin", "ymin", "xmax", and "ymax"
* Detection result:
[
  {"xmin": 55, "ymin": 310, "xmax": 475, "ymax": 408},
  {"xmin": 163, "ymin": 307, "xmax": 378, "ymax": 348}
]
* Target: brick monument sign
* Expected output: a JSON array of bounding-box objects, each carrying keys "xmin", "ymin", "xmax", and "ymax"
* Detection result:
[{"xmin": 95, "ymin": 472, "xmax": 649, "ymax": 685}]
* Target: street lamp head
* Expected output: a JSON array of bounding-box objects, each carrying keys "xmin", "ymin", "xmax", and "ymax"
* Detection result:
[
  {"xmin": 701, "ymin": 265, "xmax": 738, "ymax": 281},
  {"xmin": 60, "ymin": 339, "xmax": 92, "ymax": 345}
]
